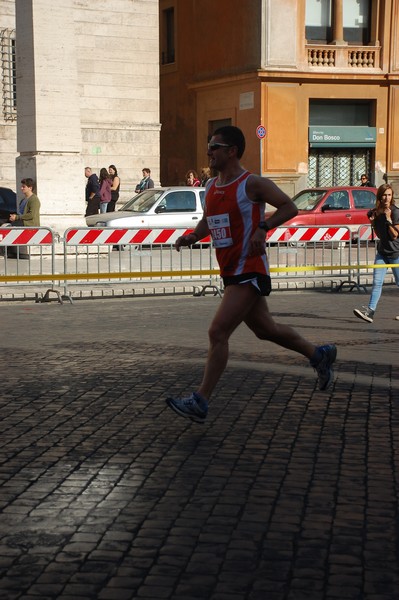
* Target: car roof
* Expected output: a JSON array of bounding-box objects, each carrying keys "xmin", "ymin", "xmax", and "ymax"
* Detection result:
[
  {"xmin": 298, "ymin": 186, "xmax": 377, "ymax": 192},
  {"xmin": 0, "ymin": 187, "xmax": 17, "ymax": 215},
  {"xmin": 0, "ymin": 186, "xmax": 16, "ymax": 194},
  {"xmin": 146, "ymin": 186, "xmax": 206, "ymax": 192}
]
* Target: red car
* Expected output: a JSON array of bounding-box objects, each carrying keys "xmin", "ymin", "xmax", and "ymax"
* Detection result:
[{"xmin": 266, "ymin": 186, "xmax": 377, "ymax": 236}]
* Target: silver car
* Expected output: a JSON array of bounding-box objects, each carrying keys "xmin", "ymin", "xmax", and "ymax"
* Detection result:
[{"xmin": 85, "ymin": 186, "xmax": 206, "ymax": 229}]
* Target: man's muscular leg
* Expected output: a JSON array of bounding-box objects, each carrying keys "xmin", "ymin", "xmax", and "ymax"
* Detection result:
[
  {"xmin": 198, "ymin": 284, "xmax": 259, "ymax": 400},
  {"xmin": 244, "ymin": 296, "xmax": 316, "ymax": 359}
]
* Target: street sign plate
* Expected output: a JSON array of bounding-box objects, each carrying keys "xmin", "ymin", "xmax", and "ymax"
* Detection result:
[{"xmin": 256, "ymin": 125, "xmax": 266, "ymax": 139}]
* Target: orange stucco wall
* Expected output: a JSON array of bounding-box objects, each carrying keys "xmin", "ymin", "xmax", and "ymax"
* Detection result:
[
  {"xmin": 160, "ymin": 0, "xmax": 261, "ymax": 185},
  {"xmin": 261, "ymin": 81, "xmax": 389, "ymax": 176},
  {"xmin": 262, "ymin": 84, "xmax": 299, "ymax": 173},
  {"xmin": 194, "ymin": 79, "xmax": 390, "ymax": 181},
  {"xmin": 195, "ymin": 76, "xmax": 261, "ymax": 175},
  {"xmin": 160, "ymin": 0, "xmax": 399, "ymax": 195},
  {"xmin": 389, "ymin": 86, "xmax": 399, "ymax": 171}
]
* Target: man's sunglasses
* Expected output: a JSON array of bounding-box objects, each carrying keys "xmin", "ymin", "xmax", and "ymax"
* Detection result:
[{"xmin": 207, "ymin": 142, "xmax": 233, "ymax": 151}]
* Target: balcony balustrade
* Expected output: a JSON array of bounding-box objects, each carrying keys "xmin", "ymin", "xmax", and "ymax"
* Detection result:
[{"xmin": 306, "ymin": 44, "xmax": 380, "ymax": 70}]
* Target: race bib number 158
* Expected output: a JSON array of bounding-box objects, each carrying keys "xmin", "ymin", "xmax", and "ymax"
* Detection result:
[{"xmin": 207, "ymin": 214, "xmax": 233, "ymax": 248}]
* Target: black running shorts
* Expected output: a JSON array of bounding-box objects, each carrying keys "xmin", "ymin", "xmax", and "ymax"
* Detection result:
[{"xmin": 222, "ymin": 272, "xmax": 272, "ymax": 296}]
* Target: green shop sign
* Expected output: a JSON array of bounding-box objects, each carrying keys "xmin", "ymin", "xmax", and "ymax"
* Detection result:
[{"xmin": 309, "ymin": 126, "xmax": 376, "ymax": 148}]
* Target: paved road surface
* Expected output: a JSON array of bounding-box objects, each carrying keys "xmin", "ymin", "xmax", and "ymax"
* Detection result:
[{"xmin": 0, "ymin": 288, "xmax": 398, "ymax": 599}]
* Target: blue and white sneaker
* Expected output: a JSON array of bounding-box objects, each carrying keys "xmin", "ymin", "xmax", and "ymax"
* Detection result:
[
  {"xmin": 311, "ymin": 344, "xmax": 337, "ymax": 391},
  {"xmin": 165, "ymin": 392, "xmax": 208, "ymax": 424}
]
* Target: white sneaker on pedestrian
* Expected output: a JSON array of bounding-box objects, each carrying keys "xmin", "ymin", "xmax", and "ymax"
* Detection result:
[{"xmin": 353, "ymin": 307, "xmax": 375, "ymax": 323}]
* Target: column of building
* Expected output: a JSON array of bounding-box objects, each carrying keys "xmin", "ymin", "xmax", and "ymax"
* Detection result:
[{"xmin": 15, "ymin": 0, "xmax": 83, "ymax": 233}]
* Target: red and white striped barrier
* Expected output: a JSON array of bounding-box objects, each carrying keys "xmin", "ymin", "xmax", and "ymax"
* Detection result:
[
  {"xmin": 0, "ymin": 227, "xmax": 54, "ymax": 245},
  {"xmin": 65, "ymin": 226, "xmax": 352, "ymax": 246},
  {"xmin": 65, "ymin": 228, "xmax": 211, "ymax": 245},
  {"xmin": 357, "ymin": 225, "xmax": 379, "ymax": 241},
  {"xmin": 267, "ymin": 226, "xmax": 351, "ymax": 243}
]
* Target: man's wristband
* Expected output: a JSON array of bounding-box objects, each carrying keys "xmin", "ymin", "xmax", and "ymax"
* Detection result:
[{"xmin": 258, "ymin": 221, "xmax": 271, "ymax": 232}]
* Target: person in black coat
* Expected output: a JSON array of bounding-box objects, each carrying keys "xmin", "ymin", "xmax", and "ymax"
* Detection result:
[{"xmin": 85, "ymin": 167, "xmax": 100, "ymax": 216}]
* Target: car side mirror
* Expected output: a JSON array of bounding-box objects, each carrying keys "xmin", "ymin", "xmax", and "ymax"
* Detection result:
[
  {"xmin": 321, "ymin": 205, "xmax": 332, "ymax": 212},
  {"xmin": 155, "ymin": 205, "xmax": 167, "ymax": 213}
]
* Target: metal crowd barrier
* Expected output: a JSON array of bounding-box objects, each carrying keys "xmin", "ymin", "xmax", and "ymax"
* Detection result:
[
  {"xmin": 0, "ymin": 224, "xmax": 396, "ymax": 302},
  {"xmin": 266, "ymin": 225, "xmax": 356, "ymax": 291},
  {"xmin": 0, "ymin": 226, "xmax": 61, "ymax": 301},
  {"xmin": 62, "ymin": 227, "xmax": 221, "ymax": 299},
  {"xmin": 352, "ymin": 224, "xmax": 397, "ymax": 293}
]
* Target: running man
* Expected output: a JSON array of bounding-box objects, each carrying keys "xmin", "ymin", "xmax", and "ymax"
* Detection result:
[{"xmin": 166, "ymin": 126, "xmax": 336, "ymax": 423}]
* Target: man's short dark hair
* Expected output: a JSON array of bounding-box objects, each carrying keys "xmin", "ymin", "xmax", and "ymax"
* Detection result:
[
  {"xmin": 213, "ymin": 126, "xmax": 246, "ymax": 159},
  {"xmin": 21, "ymin": 178, "xmax": 35, "ymax": 191}
]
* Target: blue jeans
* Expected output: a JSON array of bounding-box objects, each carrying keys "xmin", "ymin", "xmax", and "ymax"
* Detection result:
[
  {"xmin": 368, "ymin": 252, "xmax": 399, "ymax": 311},
  {"xmin": 100, "ymin": 202, "xmax": 108, "ymax": 214}
]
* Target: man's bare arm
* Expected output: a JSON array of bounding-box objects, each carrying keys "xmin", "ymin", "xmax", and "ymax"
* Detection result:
[
  {"xmin": 245, "ymin": 174, "xmax": 298, "ymax": 256},
  {"xmin": 175, "ymin": 213, "xmax": 210, "ymax": 252},
  {"xmin": 246, "ymin": 174, "xmax": 298, "ymax": 229}
]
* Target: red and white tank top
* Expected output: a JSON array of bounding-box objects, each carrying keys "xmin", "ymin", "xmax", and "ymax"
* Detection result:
[{"xmin": 205, "ymin": 171, "xmax": 269, "ymax": 277}]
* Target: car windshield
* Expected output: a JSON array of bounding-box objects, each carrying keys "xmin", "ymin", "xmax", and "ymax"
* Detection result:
[
  {"xmin": 120, "ymin": 190, "xmax": 164, "ymax": 213},
  {"xmin": 292, "ymin": 190, "xmax": 327, "ymax": 210}
]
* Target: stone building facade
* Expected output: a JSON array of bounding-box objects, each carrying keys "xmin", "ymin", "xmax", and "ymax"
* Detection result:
[
  {"xmin": 160, "ymin": 0, "xmax": 399, "ymax": 198},
  {"xmin": 0, "ymin": 0, "xmax": 160, "ymax": 233}
]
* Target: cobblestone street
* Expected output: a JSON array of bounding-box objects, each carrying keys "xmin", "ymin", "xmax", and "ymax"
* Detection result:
[{"xmin": 0, "ymin": 288, "xmax": 398, "ymax": 600}]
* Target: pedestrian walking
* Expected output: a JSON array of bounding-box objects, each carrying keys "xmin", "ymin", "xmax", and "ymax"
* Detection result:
[
  {"xmin": 108, "ymin": 164, "xmax": 120, "ymax": 212},
  {"xmin": 200, "ymin": 166, "xmax": 211, "ymax": 186},
  {"xmin": 84, "ymin": 167, "xmax": 100, "ymax": 216},
  {"xmin": 165, "ymin": 125, "xmax": 337, "ymax": 424},
  {"xmin": 360, "ymin": 173, "xmax": 372, "ymax": 187},
  {"xmin": 99, "ymin": 168, "xmax": 112, "ymax": 213},
  {"xmin": 135, "ymin": 168, "xmax": 154, "ymax": 193},
  {"xmin": 353, "ymin": 183, "xmax": 399, "ymax": 323},
  {"xmin": 9, "ymin": 178, "xmax": 41, "ymax": 227},
  {"xmin": 4, "ymin": 178, "xmax": 41, "ymax": 259},
  {"xmin": 186, "ymin": 170, "xmax": 200, "ymax": 187}
]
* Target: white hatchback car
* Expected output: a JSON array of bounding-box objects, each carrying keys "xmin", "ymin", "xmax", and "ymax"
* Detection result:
[{"xmin": 85, "ymin": 186, "xmax": 206, "ymax": 229}]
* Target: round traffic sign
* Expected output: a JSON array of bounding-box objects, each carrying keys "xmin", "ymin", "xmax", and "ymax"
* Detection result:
[{"xmin": 256, "ymin": 125, "xmax": 266, "ymax": 139}]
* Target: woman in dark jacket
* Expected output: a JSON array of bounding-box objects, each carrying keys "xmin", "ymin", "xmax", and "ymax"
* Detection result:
[
  {"xmin": 108, "ymin": 165, "xmax": 120, "ymax": 212},
  {"xmin": 99, "ymin": 168, "xmax": 112, "ymax": 213},
  {"xmin": 353, "ymin": 183, "xmax": 399, "ymax": 322}
]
